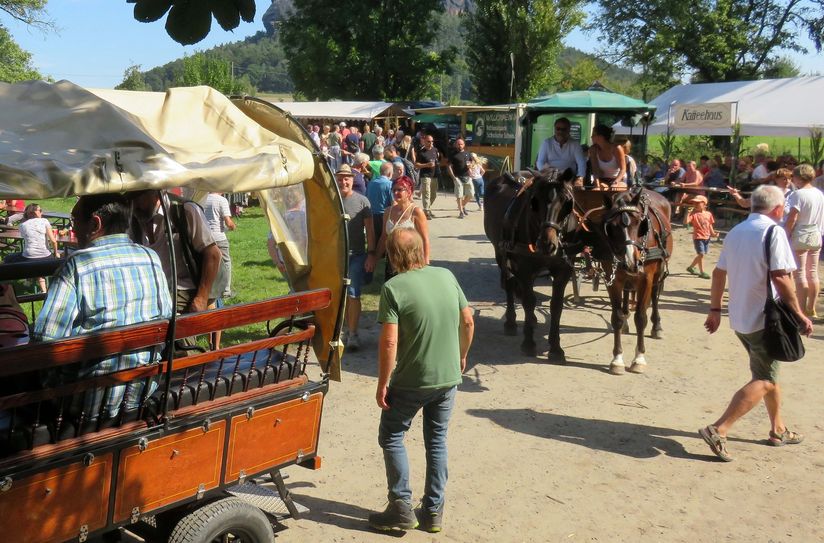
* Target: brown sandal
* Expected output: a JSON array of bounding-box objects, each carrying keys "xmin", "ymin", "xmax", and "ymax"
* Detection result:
[
  {"xmin": 768, "ymin": 428, "xmax": 804, "ymax": 447},
  {"xmin": 699, "ymin": 425, "xmax": 733, "ymax": 462}
]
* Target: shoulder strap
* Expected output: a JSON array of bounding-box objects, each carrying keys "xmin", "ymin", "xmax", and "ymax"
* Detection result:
[
  {"xmin": 764, "ymin": 225, "xmax": 775, "ymax": 302},
  {"xmin": 167, "ymin": 195, "xmax": 203, "ymax": 286}
]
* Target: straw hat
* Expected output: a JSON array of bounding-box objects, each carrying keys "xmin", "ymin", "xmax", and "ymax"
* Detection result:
[{"xmin": 335, "ymin": 164, "xmax": 354, "ymax": 177}]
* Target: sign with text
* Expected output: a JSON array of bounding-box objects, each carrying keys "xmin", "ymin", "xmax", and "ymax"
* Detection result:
[
  {"xmin": 472, "ymin": 111, "xmax": 516, "ymax": 145},
  {"xmin": 673, "ymin": 102, "xmax": 733, "ymax": 130}
]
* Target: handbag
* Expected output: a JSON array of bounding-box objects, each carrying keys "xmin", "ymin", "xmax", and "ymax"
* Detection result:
[{"xmin": 762, "ymin": 225, "xmax": 805, "ymax": 362}]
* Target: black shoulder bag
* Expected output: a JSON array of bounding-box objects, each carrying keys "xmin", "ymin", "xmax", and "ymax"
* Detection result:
[{"xmin": 762, "ymin": 225, "xmax": 805, "ymax": 362}]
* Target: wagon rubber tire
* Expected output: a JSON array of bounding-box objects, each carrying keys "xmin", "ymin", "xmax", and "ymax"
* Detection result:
[{"xmin": 168, "ymin": 497, "xmax": 274, "ymax": 543}]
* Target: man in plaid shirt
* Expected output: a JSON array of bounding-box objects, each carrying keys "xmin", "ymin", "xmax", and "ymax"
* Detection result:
[{"xmin": 32, "ymin": 194, "xmax": 173, "ymax": 420}]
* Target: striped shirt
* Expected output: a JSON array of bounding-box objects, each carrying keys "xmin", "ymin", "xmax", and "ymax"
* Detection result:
[{"xmin": 33, "ymin": 234, "xmax": 173, "ymax": 418}]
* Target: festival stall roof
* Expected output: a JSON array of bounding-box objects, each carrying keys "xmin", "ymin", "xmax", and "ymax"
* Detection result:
[
  {"xmin": 411, "ymin": 104, "xmax": 523, "ymax": 123},
  {"xmin": 262, "ymin": 100, "xmax": 410, "ymax": 121},
  {"xmin": 527, "ymin": 91, "xmax": 655, "ymax": 114},
  {"xmin": 617, "ymin": 76, "xmax": 824, "ymax": 137}
]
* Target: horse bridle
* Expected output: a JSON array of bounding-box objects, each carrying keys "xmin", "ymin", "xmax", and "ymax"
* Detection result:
[{"xmin": 603, "ymin": 197, "xmax": 652, "ymax": 266}]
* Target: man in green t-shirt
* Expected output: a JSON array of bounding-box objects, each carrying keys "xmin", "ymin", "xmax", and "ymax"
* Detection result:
[{"xmin": 368, "ymin": 228, "xmax": 474, "ymax": 534}]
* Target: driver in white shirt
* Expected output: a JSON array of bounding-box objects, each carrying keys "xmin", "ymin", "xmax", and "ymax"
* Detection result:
[{"xmin": 535, "ymin": 117, "xmax": 586, "ymax": 184}]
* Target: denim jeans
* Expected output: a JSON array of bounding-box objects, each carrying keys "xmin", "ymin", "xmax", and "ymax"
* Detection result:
[{"xmin": 378, "ymin": 385, "xmax": 456, "ymax": 512}]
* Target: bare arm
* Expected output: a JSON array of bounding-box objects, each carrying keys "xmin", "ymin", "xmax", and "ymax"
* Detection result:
[
  {"xmin": 46, "ymin": 226, "xmax": 59, "ymax": 255},
  {"xmin": 376, "ymin": 209, "xmax": 391, "ymax": 259},
  {"xmin": 223, "ymin": 214, "xmax": 236, "ymax": 231},
  {"xmin": 771, "ymin": 270, "xmax": 814, "ymax": 336},
  {"xmin": 614, "ymin": 145, "xmax": 627, "ymax": 182},
  {"xmin": 458, "ymin": 306, "xmax": 475, "ymax": 372},
  {"xmin": 190, "ymin": 243, "xmax": 221, "ymax": 312},
  {"xmin": 413, "ymin": 207, "xmax": 430, "ymax": 264},
  {"xmin": 704, "ymin": 268, "xmax": 727, "ymax": 333},
  {"xmin": 783, "ymin": 208, "xmax": 799, "ymax": 236},
  {"xmin": 376, "ymin": 323, "xmax": 398, "ymax": 409}
]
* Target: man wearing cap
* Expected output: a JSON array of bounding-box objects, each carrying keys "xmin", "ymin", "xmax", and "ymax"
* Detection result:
[
  {"xmin": 336, "ymin": 164, "xmax": 377, "ymax": 350},
  {"xmin": 535, "ymin": 117, "xmax": 586, "ymax": 183}
]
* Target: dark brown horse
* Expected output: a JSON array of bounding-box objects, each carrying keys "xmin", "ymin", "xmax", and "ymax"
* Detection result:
[
  {"xmin": 577, "ymin": 187, "xmax": 673, "ymax": 375},
  {"xmin": 484, "ymin": 168, "xmax": 577, "ymax": 361}
]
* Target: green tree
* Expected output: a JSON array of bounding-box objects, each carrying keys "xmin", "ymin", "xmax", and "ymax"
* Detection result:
[
  {"xmin": 116, "ymin": 64, "xmax": 149, "ymax": 91},
  {"xmin": 279, "ymin": 0, "xmax": 453, "ymax": 100},
  {"xmin": 176, "ymin": 52, "xmax": 254, "ymax": 95},
  {"xmin": 591, "ymin": 0, "xmax": 824, "ymax": 86},
  {"xmin": 465, "ymin": 0, "xmax": 585, "ymax": 104},
  {"xmin": 1, "ymin": 0, "xmax": 49, "ymax": 27},
  {"xmin": 0, "ymin": 25, "xmax": 41, "ymax": 82}
]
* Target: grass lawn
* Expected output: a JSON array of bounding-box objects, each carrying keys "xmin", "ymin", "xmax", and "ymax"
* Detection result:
[
  {"xmin": 647, "ymin": 134, "xmax": 820, "ymax": 162},
  {"xmin": 14, "ymin": 198, "xmax": 310, "ymax": 347}
]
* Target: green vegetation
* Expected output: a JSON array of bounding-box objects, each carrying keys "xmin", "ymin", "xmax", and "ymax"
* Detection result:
[
  {"xmin": 280, "ymin": 0, "xmax": 454, "ymax": 101},
  {"xmin": 465, "ymin": 0, "xmax": 585, "ymax": 103},
  {"xmin": 590, "ymin": 0, "xmax": 821, "ymax": 94}
]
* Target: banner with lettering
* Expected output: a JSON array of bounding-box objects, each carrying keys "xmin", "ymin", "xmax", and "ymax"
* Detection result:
[
  {"xmin": 472, "ymin": 111, "xmax": 517, "ymax": 145},
  {"xmin": 673, "ymin": 103, "xmax": 733, "ymax": 130}
]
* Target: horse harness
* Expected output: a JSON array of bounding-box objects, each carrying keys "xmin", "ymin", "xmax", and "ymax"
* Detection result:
[
  {"xmin": 603, "ymin": 191, "xmax": 670, "ymax": 267},
  {"xmin": 500, "ymin": 176, "xmax": 569, "ymax": 258}
]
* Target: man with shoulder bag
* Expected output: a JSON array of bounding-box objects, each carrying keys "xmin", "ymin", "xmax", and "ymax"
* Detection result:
[{"xmin": 700, "ymin": 185, "xmax": 813, "ymax": 462}]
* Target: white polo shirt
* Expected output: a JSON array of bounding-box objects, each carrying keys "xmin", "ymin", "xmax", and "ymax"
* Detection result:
[
  {"xmin": 535, "ymin": 137, "xmax": 587, "ymax": 176},
  {"xmin": 716, "ymin": 213, "xmax": 796, "ymax": 334}
]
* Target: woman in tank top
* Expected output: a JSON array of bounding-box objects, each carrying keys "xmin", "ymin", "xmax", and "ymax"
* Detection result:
[
  {"xmin": 377, "ymin": 176, "xmax": 430, "ymax": 280},
  {"xmin": 588, "ymin": 124, "xmax": 627, "ymax": 190},
  {"xmin": 4, "ymin": 203, "xmax": 59, "ymax": 292}
]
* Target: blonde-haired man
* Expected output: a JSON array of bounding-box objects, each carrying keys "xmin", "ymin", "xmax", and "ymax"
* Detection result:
[{"xmin": 369, "ymin": 228, "xmax": 474, "ymax": 533}]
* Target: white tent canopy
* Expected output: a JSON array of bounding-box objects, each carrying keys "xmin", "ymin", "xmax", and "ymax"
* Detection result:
[
  {"xmin": 262, "ymin": 100, "xmax": 409, "ymax": 121},
  {"xmin": 616, "ymin": 76, "xmax": 824, "ymax": 137}
]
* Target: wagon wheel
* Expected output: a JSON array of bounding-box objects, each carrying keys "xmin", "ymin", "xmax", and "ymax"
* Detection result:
[{"xmin": 168, "ymin": 497, "xmax": 275, "ymax": 543}]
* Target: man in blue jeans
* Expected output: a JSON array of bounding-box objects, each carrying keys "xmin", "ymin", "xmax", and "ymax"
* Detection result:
[{"xmin": 369, "ymin": 228, "xmax": 474, "ymax": 533}]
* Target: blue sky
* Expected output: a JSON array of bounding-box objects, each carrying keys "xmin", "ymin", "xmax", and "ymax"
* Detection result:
[{"xmin": 4, "ymin": 0, "xmax": 822, "ymax": 90}]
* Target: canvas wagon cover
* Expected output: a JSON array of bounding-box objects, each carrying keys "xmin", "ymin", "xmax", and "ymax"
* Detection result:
[{"xmin": 0, "ymin": 80, "xmax": 314, "ymax": 198}]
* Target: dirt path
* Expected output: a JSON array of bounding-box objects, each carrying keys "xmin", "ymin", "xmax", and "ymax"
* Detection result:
[{"xmin": 282, "ymin": 193, "xmax": 824, "ymax": 542}]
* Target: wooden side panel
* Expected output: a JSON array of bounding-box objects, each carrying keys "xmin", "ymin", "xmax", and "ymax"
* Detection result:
[
  {"xmin": 0, "ymin": 453, "xmax": 112, "ymax": 543},
  {"xmin": 225, "ymin": 393, "xmax": 323, "ymax": 484},
  {"xmin": 113, "ymin": 422, "xmax": 226, "ymax": 523}
]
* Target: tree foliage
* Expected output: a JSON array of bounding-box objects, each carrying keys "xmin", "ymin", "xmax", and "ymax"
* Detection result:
[
  {"xmin": 0, "ymin": 0, "xmax": 49, "ymax": 27},
  {"xmin": 0, "ymin": 25, "xmax": 41, "ymax": 82},
  {"xmin": 177, "ymin": 52, "xmax": 253, "ymax": 95},
  {"xmin": 279, "ymin": 0, "xmax": 454, "ymax": 100},
  {"xmin": 116, "ymin": 64, "xmax": 150, "ymax": 91},
  {"xmin": 591, "ymin": 0, "xmax": 824, "ymax": 88},
  {"xmin": 464, "ymin": 0, "xmax": 585, "ymax": 104}
]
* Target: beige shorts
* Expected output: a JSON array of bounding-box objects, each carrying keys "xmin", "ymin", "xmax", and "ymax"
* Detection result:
[{"xmin": 454, "ymin": 176, "xmax": 474, "ymax": 200}]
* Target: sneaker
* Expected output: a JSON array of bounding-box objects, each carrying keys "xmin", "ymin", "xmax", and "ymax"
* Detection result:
[
  {"xmin": 699, "ymin": 272, "xmax": 710, "ymax": 279},
  {"xmin": 458, "ymin": 212, "xmax": 465, "ymax": 219},
  {"xmin": 348, "ymin": 333, "xmax": 360, "ymax": 351},
  {"xmin": 368, "ymin": 499, "xmax": 418, "ymax": 531},
  {"xmin": 417, "ymin": 504, "xmax": 444, "ymax": 533},
  {"xmin": 686, "ymin": 266, "xmax": 697, "ymax": 275}
]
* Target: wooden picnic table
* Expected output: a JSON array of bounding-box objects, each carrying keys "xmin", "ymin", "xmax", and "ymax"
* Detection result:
[
  {"xmin": 0, "ymin": 228, "xmax": 76, "ymax": 257},
  {"xmin": 42, "ymin": 211, "xmax": 72, "ymax": 229}
]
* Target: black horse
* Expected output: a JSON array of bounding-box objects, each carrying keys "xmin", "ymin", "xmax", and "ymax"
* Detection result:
[
  {"xmin": 484, "ymin": 168, "xmax": 577, "ymax": 361},
  {"xmin": 580, "ymin": 187, "xmax": 673, "ymax": 375}
]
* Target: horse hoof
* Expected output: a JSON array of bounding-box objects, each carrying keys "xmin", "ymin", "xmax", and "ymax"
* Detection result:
[
  {"xmin": 628, "ymin": 363, "xmax": 647, "ymax": 374},
  {"xmin": 548, "ymin": 349, "xmax": 567, "ymax": 364},
  {"xmin": 521, "ymin": 343, "xmax": 538, "ymax": 357},
  {"xmin": 651, "ymin": 329, "xmax": 663, "ymax": 340},
  {"xmin": 504, "ymin": 324, "xmax": 518, "ymax": 336},
  {"xmin": 609, "ymin": 364, "xmax": 625, "ymax": 375}
]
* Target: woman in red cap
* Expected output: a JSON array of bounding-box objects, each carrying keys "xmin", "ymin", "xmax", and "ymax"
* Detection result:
[{"xmin": 376, "ymin": 176, "xmax": 429, "ymax": 280}]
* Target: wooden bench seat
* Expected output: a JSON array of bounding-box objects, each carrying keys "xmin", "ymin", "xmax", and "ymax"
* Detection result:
[{"xmin": 0, "ymin": 289, "xmax": 331, "ymax": 456}]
